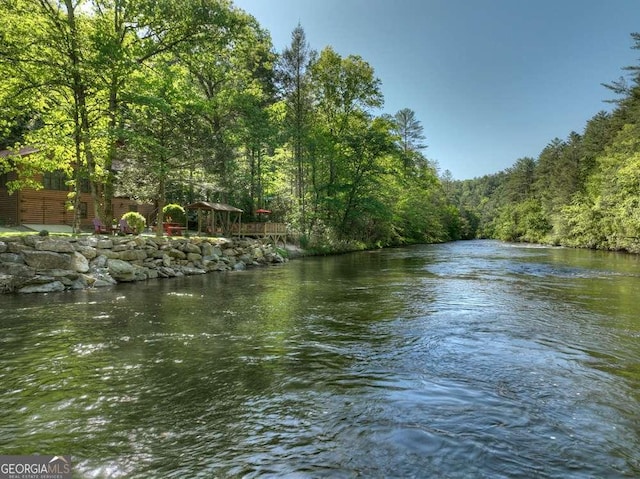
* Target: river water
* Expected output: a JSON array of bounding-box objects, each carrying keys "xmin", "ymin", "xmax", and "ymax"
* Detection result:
[{"xmin": 1, "ymin": 240, "xmax": 639, "ymax": 478}]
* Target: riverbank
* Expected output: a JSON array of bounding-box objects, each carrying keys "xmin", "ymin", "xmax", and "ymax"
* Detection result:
[{"xmin": 0, "ymin": 234, "xmax": 287, "ymax": 294}]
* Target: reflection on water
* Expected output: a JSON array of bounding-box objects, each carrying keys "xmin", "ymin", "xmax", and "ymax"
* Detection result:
[{"xmin": 1, "ymin": 240, "xmax": 639, "ymax": 477}]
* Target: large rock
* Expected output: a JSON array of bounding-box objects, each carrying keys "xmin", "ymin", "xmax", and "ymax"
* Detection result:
[
  {"xmin": 183, "ymin": 242, "xmax": 201, "ymax": 254},
  {"xmin": 200, "ymin": 242, "xmax": 214, "ymax": 257},
  {"xmin": 107, "ymin": 259, "xmax": 136, "ymax": 282},
  {"xmin": 22, "ymin": 250, "xmax": 72, "ymax": 270},
  {"xmin": 35, "ymin": 239, "xmax": 76, "ymax": 253},
  {"xmin": 0, "ymin": 241, "xmax": 7, "ymax": 253},
  {"xmin": 75, "ymin": 244, "xmax": 97, "ymax": 259},
  {"xmin": 0, "ymin": 252, "xmax": 25, "ymax": 264},
  {"xmin": 0, "ymin": 273, "xmax": 16, "ymax": 293},
  {"xmin": 70, "ymin": 251, "xmax": 90, "ymax": 273},
  {"xmin": 180, "ymin": 266, "xmax": 206, "ymax": 275},
  {"xmin": 119, "ymin": 249, "xmax": 147, "ymax": 262},
  {"xmin": 186, "ymin": 253, "xmax": 202, "ymax": 263},
  {"xmin": 0, "ymin": 262, "xmax": 35, "ymax": 278},
  {"xmin": 168, "ymin": 248, "xmax": 186, "ymax": 260},
  {"xmin": 18, "ymin": 281, "xmax": 65, "ymax": 294},
  {"xmin": 96, "ymin": 239, "xmax": 114, "ymax": 249}
]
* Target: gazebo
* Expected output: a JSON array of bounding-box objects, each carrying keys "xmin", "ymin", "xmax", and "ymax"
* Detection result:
[{"xmin": 186, "ymin": 201, "xmax": 243, "ymax": 236}]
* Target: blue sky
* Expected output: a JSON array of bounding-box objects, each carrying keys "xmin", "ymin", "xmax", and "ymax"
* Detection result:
[{"xmin": 233, "ymin": 0, "xmax": 640, "ymax": 179}]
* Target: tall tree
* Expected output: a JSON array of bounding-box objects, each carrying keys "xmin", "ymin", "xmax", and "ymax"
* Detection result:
[
  {"xmin": 310, "ymin": 46, "xmax": 383, "ymax": 229},
  {"xmin": 277, "ymin": 24, "xmax": 315, "ymax": 233},
  {"xmin": 392, "ymin": 108, "xmax": 427, "ymax": 170}
]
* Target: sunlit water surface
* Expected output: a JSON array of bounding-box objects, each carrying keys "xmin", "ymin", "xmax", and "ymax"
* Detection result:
[{"xmin": 1, "ymin": 240, "xmax": 639, "ymax": 478}]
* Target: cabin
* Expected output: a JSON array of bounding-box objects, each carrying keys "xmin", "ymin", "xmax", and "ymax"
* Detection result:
[{"xmin": 0, "ymin": 148, "xmax": 154, "ymax": 230}]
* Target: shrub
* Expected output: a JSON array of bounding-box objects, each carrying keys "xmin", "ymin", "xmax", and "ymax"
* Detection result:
[
  {"xmin": 121, "ymin": 211, "xmax": 146, "ymax": 234},
  {"xmin": 162, "ymin": 203, "xmax": 186, "ymax": 224}
]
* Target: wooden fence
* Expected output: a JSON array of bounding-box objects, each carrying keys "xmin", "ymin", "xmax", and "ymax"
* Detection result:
[{"xmin": 231, "ymin": 222, "xmax": 287, "ymax": 243}]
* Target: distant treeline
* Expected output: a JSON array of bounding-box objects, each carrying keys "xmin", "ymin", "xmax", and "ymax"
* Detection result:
[{"xmin": 450, "ymin": 33, "xmax": 640, "ymax": 253}]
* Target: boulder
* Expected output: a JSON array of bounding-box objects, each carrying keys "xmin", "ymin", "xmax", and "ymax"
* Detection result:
[
  {"xmin": 96, "ymin": 239, "xmax": 114, "ymax": 249},
  {"xmin": 18, "ymin": 281, "xmax": 65, "ymax": 294},
  {"xmin": 35, "ymin": 239, "xmax": 75, "ymax": 253},
  {"xmin": 22, "ymin": 250, "xmax": 72, "ymax": 270},
  {"xmin": 0, "ymin": 262, "xmax": 35, "ymax": 278},
  {"xmin": 180, "ymin": 266, "xmax": 206, "ymax": 275},
  {"xmin": 70, "ymin": 252, "xmax": 90, "ymax": 273},
  {"xmin": 0, "ymin": 273, "xmax": 17, "ymax": 293},
  {"xmin": 75, "ymin": 244, "xmax": 97, "ymax": 259},
  {"xmin": 90, "ymin": 255, "xmax": 108, "ymax": 269},
  {"xmin": 8, "ymin": 242, "xmax": 30, "ymax": 254},
  {"xmin": 186, "ymin": 253, "xmax": 202, "ymax": 263},
  {"xmin": 200, "ymin": 242, "xmax": 214, "ymax": 257},
  {"xmin": 183, "ymin": 242, "xmax": 201, "ymax": 254},
  {"xmin": 0, "ymin": 252, "xmax": 25, "ymax": 264},
  {"xmin": 107, "ymin": 259, "xmax": 136, "ymax": 282},
  {"xmin": 168, "ymin": 248, "xmax": 186, "ymax": 260},
  {"xmin": 0, "ymin": 241, "xmax": 6, "ymax": 253},
  {"xmin": 119, "ymin": 249, "xmax": 147, "ymax": 262}
]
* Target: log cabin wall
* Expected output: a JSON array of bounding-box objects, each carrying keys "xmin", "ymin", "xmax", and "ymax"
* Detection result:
[
  {"xmin": 0, "ymin": 172, "xmax": 19, "ymax": 226},
  {"xmin": 0, "ymin": 171, "xmax": 154, "ymax": 229},
  {"xmin": 18, "ymin": 188, "xmax": 95, "ymax": 227}
]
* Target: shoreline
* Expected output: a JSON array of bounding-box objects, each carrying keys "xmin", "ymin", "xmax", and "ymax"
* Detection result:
[{"xmin": 0, "ymin": 234, "xmax": 288, "ymax": 294}]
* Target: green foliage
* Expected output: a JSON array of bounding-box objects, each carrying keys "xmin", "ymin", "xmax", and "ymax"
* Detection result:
[
  {"xmin": 0, "ymin": 8, "xmax": 468, "ymax": 249},
  {"xmin": 162, "ymin": 204, "xmax": 186, "ymax": 224},
  {"xmin": 121, "ymin": 212, "xmax": 146, "ymax": 234},
  {"xmin": 494, "ymin": 200, "xmax": 550, "ymax": 243}
]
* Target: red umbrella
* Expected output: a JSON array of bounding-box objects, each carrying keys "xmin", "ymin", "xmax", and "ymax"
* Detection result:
[{"xmin": 255, "ymin": 208, "xmax": 272, "ymax": 214}]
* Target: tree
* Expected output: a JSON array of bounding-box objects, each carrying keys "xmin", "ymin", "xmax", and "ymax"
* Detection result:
[
  {"xmin": 310, "ymin": 47, "xmax": 383, "ymax": 232},
  {"xmin": 277, "ymin": 24, "xmax": 315, "ymax": 232},
  {"xmin": 391, "ymin": 108, "xmax": 427, "ymax": 170}
]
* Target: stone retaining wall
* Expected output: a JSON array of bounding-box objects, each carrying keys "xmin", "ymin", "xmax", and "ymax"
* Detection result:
[{"xmin": 0, "ymin": 235, "xmax": 287, "ymax": 294}]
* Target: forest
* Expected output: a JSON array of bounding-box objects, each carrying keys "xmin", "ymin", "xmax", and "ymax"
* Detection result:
[
  {"xmin": 2, "ymin": 1, "xmax": 639, "ymax": 253},
  {"xmin": 0, "ymin": 0, "xmax": 461, "ymax": 250},
  {"xmin": 450, "ymin": 33, "xmax": 640, "ymax": 253}
]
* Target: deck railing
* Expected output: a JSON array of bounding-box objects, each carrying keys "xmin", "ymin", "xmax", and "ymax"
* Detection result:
[{"xmin": 230, "ymin": 222, "xmax": 287, "ymax": 238}]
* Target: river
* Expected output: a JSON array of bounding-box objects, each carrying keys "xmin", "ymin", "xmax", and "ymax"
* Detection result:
[{"xmin": 1, "ymin": 240, "xmax": 639, "ymax": 478}]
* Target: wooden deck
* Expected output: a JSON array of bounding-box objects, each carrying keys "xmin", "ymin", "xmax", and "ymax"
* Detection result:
[{"xmin": 231, "ymin": 222, "xmax": 287, "ymax": 243}]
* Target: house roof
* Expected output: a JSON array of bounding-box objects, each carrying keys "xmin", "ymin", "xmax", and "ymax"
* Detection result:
[
  {"xmin": 0, "ymin": 146, "xmax": 39, "ymax": 158},
  {"xmin": 185, "ymin": 201, "xmax": 243, "ymax": 213}
]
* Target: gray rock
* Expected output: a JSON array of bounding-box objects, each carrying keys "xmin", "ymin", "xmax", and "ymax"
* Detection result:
[
  {"xmin": 18, "ymin": 281, "xmax": 65, "ymax": 294},
  {"xmin": 182, "ymin": 242, "xmax": 200, "ymax": 254},
  {"xmin": 168, "ymin": 249, "xmax": 186, "ymax": 260},
  {"xmin": 0, "ymin": 241, "xmax": 6, "ymax": 253},
  {"xmin": 90, "ymin": 255, "xmax": 109, "ymax": 269},
  {"xmin": 8, "ymin": 242, "xmax": 30, "ymax": 254},
  {"xmin": 35, "ymin": 239, "xmax": 75, "ymax": 253},
  {"xmin": 22, "ymin": 250, "xmax": 72, "ymax": 270},
  {"xmin": 200, "ymin": 242, "xmax": 213, "ymax": 257},
  {"xmin": 107, "ymin": 259, "xmax": 136, "ymax": 282},
  {"xmin": 0, "ymin": 273, "xmax": 17, "ymax": 293},
  {"xmin": 0, "ymin": 252, "xmax": 25, "ymax": 264},
  {"xmin": 96, "ymin": 239, "xmax": 113, "ymax": 249},
  {"xmin": 0, "ymin": 262, "xmax": 35, "ymax": 277},
  {"xmin": 119, "ymin": 249, "xmax": 147, "ymax": 262},
  {"xmin": 233, "ymin": 261, "xmax": 246, "ymax": 271},
  {"xmin": 75, "ymin": 244, "xmax": 97, "ymax": 259},
  {"xmin": 70, "ymin": 251, "xmax": 90, "ymax": 273},
  {"xmin": 146, "ymin": 269, "xmax": 159, "ymax": 279},
  {"xmin": 186, "ymin": 253, "xmax": 202, "ymax": 262},
  {"xmin": 180, "ymin": 266, "xmax": 206, "ymax": 275}
]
